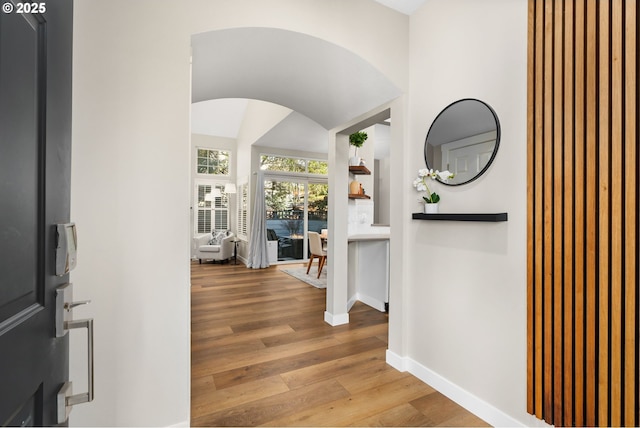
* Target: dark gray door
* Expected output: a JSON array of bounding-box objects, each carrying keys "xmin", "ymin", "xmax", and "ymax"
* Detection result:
[{"xmin": 0, "ymin": 0, "xmax": 74, "ymax": 425}]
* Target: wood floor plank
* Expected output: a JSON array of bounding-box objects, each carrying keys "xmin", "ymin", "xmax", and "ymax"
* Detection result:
[
  {"xmin": 263, "ymin": 376, "xmax": 438, "ymax": 427},
  {"xmin": 192, "ymin": 336, "xmax": 342, "ymax": 378},
  {"xmin": 336, "ymin": 360, "xmax": 416, "ymax": 396},
  {"xmin": 229, "ymin": 313, "xmax": 312, "ymax": 333},
  {"xmin": 260, "ymin": 324, "xmax": 342, "ymax": 348},
  {"xmin": 332, "ymin": 322, "xmax": 389, "ymax": 344},
  {"xmin": 189, "ymin": 325, "xmax": 233, "ymax": 340},
  {"xmin": 191, "ymin": 375, "xmax": 290, "ymax": 419},
  {"xmin": 348, "ymin": 402, "xmax": 434, "ymax": 427},
  {"xmin": 192, "ymin": 379, "xmax": 350, "ymax": 427},
  {"xmin": 190, "ymin": 374, "xmax": 215, "ymax": 395},
  {"xmin": 190, "ymin": 262, "xmax": 491, "ymax": 427},
  {"xmin": 280, "ymin": 348, "xmax": 384, "ymax": 390},
  {"xmin": 411, "ymin": 391, "xmax": 491, "ymax": 427},
  {"xmin": 191, "ymin": 338, "xmax": 266, "ymax": 361},
  {"xmin": 192, "ymin": 324, "xmax": 295, "ymax": 351},
  {"xmin": 212, "ymin": 336, "xmax": 386, "ymax": 390}
]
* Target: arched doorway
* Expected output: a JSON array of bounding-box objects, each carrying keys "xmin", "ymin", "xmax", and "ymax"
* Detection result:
[{"xmin": 190, "ymin": 27, "xmax": 402, "ymax": 324}]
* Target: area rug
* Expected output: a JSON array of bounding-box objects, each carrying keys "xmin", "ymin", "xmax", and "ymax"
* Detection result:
[{"xmin": 280, "ymin": 266, "xmax": 327, "ymax": 289}]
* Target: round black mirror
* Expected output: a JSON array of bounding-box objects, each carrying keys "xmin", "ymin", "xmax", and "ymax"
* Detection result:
[{"xmin": 424, "ymin": 98, "xmax": 500, "ymax": 186}]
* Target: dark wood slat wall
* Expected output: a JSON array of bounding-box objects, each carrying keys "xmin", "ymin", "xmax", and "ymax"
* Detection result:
[{"xmin": 527, "ymin": 0, "xmax": 639, "ymax": 426}]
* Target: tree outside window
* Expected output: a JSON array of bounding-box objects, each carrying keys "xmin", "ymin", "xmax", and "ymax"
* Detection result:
[
  {"xmin": 260, "ymin": 155, "xmax": 327, "ymax": 175},
  {"xmin": 197, "ymin": 148, "xmax": 230, "ymax": 175}
]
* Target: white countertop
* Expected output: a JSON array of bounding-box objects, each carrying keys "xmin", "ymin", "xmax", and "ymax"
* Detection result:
[{"xmin": 347, "ymin": 233, "xmax": 390, "ymax": 242}]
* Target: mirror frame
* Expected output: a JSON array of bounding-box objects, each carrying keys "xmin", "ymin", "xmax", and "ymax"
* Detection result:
[{"xmin": 424, "ymin": 98, "xmax": 501, "ymax": 186}]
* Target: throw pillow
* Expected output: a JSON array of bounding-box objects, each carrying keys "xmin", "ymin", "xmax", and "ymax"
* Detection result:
[{"xmin": 209, "ymin": 230, "xmax": 227, "ymax": 245}]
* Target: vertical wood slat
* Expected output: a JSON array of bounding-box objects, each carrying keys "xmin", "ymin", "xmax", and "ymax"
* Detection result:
[
  {"xmin": 552, "ymin": 0, "xmax": 564, "ymax": 423},
  {"xmin": 527, "ymin": 1, "xmax": 638, "ymax": 426},
  {"xmin": 526, "ymin": 0, "xmax": 536, "ymax": 417},
  {"xmin": 623, "ymin": 2, "xmax": 637, "ymax": 426},
  {"xmin": 584, "ymin": 1, "xmax": 598, "ymax": 424},
  {"xmin": 534, "ymin": 0, "xmax": 545, "ymax": 419},
  {"xmin": 543, "ymin": 0, "xmax": 554, "ymax": 419},
  {"xmin": 573, "ymin": 1, "xmax": 585, "ymax": 424},
  {"xmin": 598, "ymin": 0, "xmax": 610, "ymax": 425},
  {"xmin": 562, "ymin": 0, "xmax": 574, "ymax": 425},
  {"xmin": 610, "ymin": 1, "xmax": 623, "ymax": 426}
]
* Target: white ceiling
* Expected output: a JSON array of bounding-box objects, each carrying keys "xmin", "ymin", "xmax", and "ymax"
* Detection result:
[
  {"xmin": 191, "ymin": 99, "xmax": 249, "ymax": 138},
  {"xmin": 191, "ymin": 27, "xmax": 400, "ymax": 131},
  {"xmin": 253, "ymin": 111, "xmax": 329, "ymax": 154},
  {"xmin": 372, "ymin": 0, "xmax": 427, "ymax": 15},
  {"xmin": 189, "ymin": 1, "xmax": 425, "ymax": 155}
]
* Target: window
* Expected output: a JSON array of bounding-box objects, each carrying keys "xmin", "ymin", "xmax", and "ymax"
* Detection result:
[
  {"xmin": 197, "ymin": 148, "xmax": 230, "ymax": 175},
  {"xmin": 237, "ymin": 183, "xmax": 248, "ymax": 239},
  {"xmin": 307, "ymin": 160, "xmax": 328, "ymax": 175},
  {"xmin": 260, "ymin": 154, "xmax": 327, "ymax": 175},
  {"xmin": 195, "ymin": 183, "xmax": 229, "ymax": 233}
]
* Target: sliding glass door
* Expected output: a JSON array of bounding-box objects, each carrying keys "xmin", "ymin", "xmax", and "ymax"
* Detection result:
[
  {"xmin": 264, "ymin": 178, "xmax": 328, "ymax": 262},
  {"xmin": 307, "ymin": 182, "xmax": 328, "ymax": 234}
]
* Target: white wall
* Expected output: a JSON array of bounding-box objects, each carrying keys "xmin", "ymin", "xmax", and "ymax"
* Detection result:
[
  {"xmin": 71, "ymin": 2, "xmax": 191, "ymax": 425},
  {"xmin": 393, "ymin": 0, "xmax": 544, "ymax": 426},
  {"xmin": 70, "ymin": 1, "xmax": 408, "ymax": 426}
]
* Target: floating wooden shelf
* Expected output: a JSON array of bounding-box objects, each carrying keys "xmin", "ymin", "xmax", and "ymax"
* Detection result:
[
  {"xmin": 349, "ymin": 165, "xmax": 371, "ymax": 175},
  {"xmin": 349, "ymin": 194, "xmax": 371, "ymax": 199},
  {"xmin": 412, "ymin": 212, "xmax": 508, "ymax": 222}
]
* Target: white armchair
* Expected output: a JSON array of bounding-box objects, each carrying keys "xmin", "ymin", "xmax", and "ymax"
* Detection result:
[{"xmin": 194, "ymin": 232, "xmax": 235, "ymax": 264}]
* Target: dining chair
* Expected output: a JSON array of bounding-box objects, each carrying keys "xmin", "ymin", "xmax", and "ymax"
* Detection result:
[{"xmin": 306, "ymin": 231, "xmax": 327, "ymax": 278}]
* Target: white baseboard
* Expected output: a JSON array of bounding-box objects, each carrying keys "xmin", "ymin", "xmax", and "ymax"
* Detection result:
[
  {"xmin": 168, "ymin": 419, "xmax": 189, "ymax": 427},
  {"xmin": 324, "ymin": 311, "xmax": 349, "ymax": 326},
  {"xmin": 356, "ymin": 293, "xmax": 386, "ymax": 312},
  {"xmin": 385, "ymin": 349, "xmax": 407, "ymax": 371},
  {"xmin": 385, "ymin": 350, "xmax": 527, "ymax": 427},
  {"xmin": 347, "ymin": 294, "xmax": 358, "ymax": 311}
]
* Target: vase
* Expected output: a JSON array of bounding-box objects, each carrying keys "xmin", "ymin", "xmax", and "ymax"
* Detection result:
[
  {"xmin": 349, "ymin": 147, "xmax": 361, "ymax": 166},
  {"xmin": 349, "ymin": 180, "xmax": 361, "ymax": 194},
  {"xmin": 424, "ymin": 203, "xmax": 439, "ymax": 214}
]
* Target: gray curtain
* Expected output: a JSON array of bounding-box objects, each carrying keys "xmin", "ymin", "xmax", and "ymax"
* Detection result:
[{"xmin": 246, "ymin": 171, "xmax": 270, "ymax": 269}]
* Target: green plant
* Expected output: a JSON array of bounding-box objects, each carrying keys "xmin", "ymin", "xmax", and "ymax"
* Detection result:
[
  {"xmin": 349, "ymin": 131, "xmax": 368, "ymax": 148},
  {"xmin": 422, "ymin": 193, "xmax": 440, "ymax": 204}
]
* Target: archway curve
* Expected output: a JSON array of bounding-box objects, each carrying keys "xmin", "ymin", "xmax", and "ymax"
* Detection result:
[{"xmin": 191, "ymin": 27, "xmax": 401, "ymax": 130}]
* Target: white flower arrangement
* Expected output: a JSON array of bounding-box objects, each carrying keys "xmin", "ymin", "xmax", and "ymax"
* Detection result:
[{"xmin": 413, "ymin": 168, "xmax": 454, "ymax": 203}]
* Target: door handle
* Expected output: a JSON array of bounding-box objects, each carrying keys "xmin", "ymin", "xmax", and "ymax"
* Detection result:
[
  {"xmin": 56, "ymin": 284, "xmax": 95, "ymax": 423},
  {"xmin": 65, "ymin": 318, "xmax": 94, "ymax": 405},
  {"xmin": 66, "ymin": 300, "xmax": 91, "ymax": 310}
]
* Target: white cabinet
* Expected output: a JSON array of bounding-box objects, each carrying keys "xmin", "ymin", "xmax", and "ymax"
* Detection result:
[
  {"xmin": 267, "ymin": 240, "xmax": 278, "ymax": 264},
  {"xmin": 347, "ymin": 235, "xmax": 389, "ymax": 313}
]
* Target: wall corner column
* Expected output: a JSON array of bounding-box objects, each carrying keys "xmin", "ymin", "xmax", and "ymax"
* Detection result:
[{"xmin": 326, "ymin": 131, "xmax": 350, "ymax": 325}]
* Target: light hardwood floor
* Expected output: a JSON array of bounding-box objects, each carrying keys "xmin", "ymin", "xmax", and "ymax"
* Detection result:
[{"xmin": 191, "ymin": 261, "xmax": 491, "ymax": 427}]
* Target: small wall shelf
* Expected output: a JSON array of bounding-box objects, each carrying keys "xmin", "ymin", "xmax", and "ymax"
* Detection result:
[
  {"xmin": 412, "ymin": 212, "xmax": 508, "ymax": 222},
  {"xmin": 349, "ymin": 165, "xmax": 371, "ymax": 175},
  {"xmin": 349, "ymin": 194, "xmax": 371, "ymax": 199}
]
